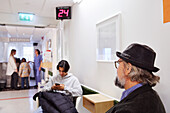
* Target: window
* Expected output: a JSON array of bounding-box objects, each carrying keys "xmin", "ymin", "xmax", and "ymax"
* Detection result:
[
  {"xmin": 23, "ymin": 47, "xmax": 34, "ymax": 62},
  {"xmin": 0, "ymin": 42, "xmax": 4, "ymax": 62},
  {"xmin": 96, "ymin": 12, "xmax": 121, "ymax": 62},
  {"xmin": 7, "ymin": 42, "xmax": 34, "ymax": 62}
]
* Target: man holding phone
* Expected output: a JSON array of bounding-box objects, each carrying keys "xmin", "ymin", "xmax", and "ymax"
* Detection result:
[
  {"xmin": 42, "ymin": 60, "xmax": 82, "ymax": 97},
  {"xmin": 34, "ymin": 60, "xmax": 82, "ymax": 113}
]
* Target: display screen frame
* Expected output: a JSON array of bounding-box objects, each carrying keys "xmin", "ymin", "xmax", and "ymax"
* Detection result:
[{"xmin": 56, "ymin": 6, "xmax": 71, "ymax": 20}]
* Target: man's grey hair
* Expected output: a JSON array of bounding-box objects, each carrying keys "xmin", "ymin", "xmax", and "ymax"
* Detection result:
[{"xmin": 123, "ymin": 61, "xmax": 160, "ymax": 86}]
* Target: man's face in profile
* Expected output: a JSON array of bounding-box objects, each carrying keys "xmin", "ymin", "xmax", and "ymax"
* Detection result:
[{"xmin": 114, "ymin": 59, "xmax": 126, "ymax": 89}]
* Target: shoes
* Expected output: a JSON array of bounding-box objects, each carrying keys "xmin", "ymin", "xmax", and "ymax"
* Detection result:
[
  {"xmin": 14, "ymin": 88, "xmax": 20, "ymax": 90},
  {"xmin": 26, "ymin": 86, "xmax": 30, "ymax": 89},
  {"xmin": 34, "ymin": 85, "xmax": 38, "ymax": 89}
]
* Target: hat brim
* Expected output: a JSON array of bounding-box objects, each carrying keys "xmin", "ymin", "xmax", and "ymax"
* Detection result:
[{"xmin": 116, "ymin": 52, "xmax": 159, "ymax": 72}]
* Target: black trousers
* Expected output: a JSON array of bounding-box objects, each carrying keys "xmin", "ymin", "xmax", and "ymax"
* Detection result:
[{"xmin": 11, "ymin": 72, "xmax": 18, "ymax": 89}]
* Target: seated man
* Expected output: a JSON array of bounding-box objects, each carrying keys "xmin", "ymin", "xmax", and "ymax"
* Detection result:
[
  {"xmin": 34, "ymin": 60, "xmax": 82, "ymax": 113},
  {"xmin": 106, "ymin": 43, "xmax": 165, "ymax": 113}
]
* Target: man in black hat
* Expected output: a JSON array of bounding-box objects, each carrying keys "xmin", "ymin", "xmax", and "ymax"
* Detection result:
[{"xmin": 106, "ymin": 43, "xmax": 165, "ymax": 113}]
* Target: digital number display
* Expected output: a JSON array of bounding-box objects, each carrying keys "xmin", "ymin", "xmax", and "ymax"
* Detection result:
[{"xmin": 56, "ymin": 7, "xmax": 71, "ymax": 20}]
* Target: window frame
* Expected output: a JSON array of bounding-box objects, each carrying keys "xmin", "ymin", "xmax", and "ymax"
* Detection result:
[{"xmin": 96, "ymin": 12, "xmax": 121, "ymax": 62}]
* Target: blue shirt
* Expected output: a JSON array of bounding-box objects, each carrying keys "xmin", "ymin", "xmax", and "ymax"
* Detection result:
[
  {"xmin": 121, "ymin": 83, "xmax": 143, "ymax": 101},
  {"xmin": 34, "ymin": 55, "xmax": 43, "ymax": 68}
]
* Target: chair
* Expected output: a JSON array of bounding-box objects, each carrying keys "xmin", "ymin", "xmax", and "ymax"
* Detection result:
[{"xmin": 73, "ymin": 97, "xmax": 78, "ymax": 107}]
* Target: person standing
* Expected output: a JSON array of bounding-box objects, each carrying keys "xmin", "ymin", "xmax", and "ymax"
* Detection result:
[
  {"xmin": 6, "ymin": 49, "xmax": 19, "ymax": 90},
  {"xmin": 34, "ymin": 49, "xmax": 43, "ymax": 87},
  {"xmin": 19, "ymin": 58, "xmax": 31, "ymax": 89}
]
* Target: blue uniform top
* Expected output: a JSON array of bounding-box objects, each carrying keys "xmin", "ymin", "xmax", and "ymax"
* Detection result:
[{"xmin": 34, "ymin": 55, "xmax": 43, "ymax": 68}]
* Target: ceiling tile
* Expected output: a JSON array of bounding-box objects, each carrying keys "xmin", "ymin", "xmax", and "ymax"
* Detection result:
[
  {"xmin": 0, "ymin": 0, "xmax": 12, "ymax": 13},
  {"xmin": 6, "ymin": 25, "xmax": 17, "ymax": 37},
  {"xmin": 10, "ymin": 0, "xmax": 45, "ymax": 14},
  {"xmin": 16, "ymin": 26, "xmax": 34, "ymax": 38},
  {"xmin": 6, "ymin": 26, "xmax": 50, "ymax": 41}
]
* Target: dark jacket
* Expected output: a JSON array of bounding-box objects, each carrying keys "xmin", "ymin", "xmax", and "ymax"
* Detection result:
[
  {"xmin": 106, "ymin": 84, "xmax": 166, "ymax": 113},
  {"xmin": 33, "ymin": 91, "xmax": 78, "ymax": 113}
]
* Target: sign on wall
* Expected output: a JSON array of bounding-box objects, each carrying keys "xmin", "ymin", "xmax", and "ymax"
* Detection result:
[
  {"xmin": 56, "ymin": 6, "xmax": 71, "ymax": 20},
  {"xmin": 9, "ymin": 38, "xmax": 30, "ymax": 42},
  {"xmin": 18, "ymin": 13, "xmax": 34, "ymax": 22},
  {"xmin": 0, "ymin": 37, "xmax": 9, "ymax": 42}
]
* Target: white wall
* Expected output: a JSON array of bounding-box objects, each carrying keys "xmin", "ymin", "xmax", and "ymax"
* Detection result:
[
  {"xmin": 0, "ymin": 42, "xmax": 5, "ymax": 62},
  {"xmin": 66, "ymin": 0, "xmax": 170, "ymax": 112},
  {"xmin": 42, "ymin": 28, "xmax": 58, "ymax": 76}
]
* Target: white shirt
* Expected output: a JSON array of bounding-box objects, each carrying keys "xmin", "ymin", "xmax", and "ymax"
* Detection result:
[
  {"xmin": 6, "ymin": 55, "xmax": 17, "ymax": 76},
  {"xmin": 42, "ymin": 73, "xmax": 82, "ymax": 97}
]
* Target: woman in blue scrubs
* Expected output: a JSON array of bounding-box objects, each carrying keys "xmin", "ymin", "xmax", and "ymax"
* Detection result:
[{"xmin": 34, "ymin": 49, "xmax": 43, "ymax": 87}]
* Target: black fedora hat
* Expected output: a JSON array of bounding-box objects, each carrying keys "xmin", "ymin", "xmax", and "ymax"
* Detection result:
[{"xmin": 116, "ymin": 43, "xmax": 159, "ymax": 72}]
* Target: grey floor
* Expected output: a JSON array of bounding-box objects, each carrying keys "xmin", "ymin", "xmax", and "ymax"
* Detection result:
[{"xmin": 0, "ymin": 79, "xmax": 38, "ymax": 113}]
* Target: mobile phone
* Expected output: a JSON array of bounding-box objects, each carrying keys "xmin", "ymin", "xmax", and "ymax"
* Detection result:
[{"xmin": 55, "ymin": 83, "xmax": 60, "ymax": 86}]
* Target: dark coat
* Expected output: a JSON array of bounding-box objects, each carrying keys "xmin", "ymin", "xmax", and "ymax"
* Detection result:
[
  {"xmin": 33, "ymin": 91, "xmax": 78, "ymax": 113},
  {"xmin": 106, "ymin": 85, "xmax": 166, "ymax": 113}
]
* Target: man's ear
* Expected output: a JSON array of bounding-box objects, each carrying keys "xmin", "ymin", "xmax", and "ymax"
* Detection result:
[{"xmin": 125, "ymin": 63, "xmax": 132, "ymax": 75}]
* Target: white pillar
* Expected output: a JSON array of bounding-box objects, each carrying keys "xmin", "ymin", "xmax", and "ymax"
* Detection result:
[
  {"xmin": 52, "ymin": 28, "xmax": 58, "ymax": 76},
  {"xmin": 59, "ymin": 20, "xmax": 64, "ymax": 60}
]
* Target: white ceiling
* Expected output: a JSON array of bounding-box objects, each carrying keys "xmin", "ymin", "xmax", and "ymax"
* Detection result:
[
  {"xmin": 0, "ymin": 0, "xmax": 74, "ymax": 18},
  {"xmin": 0, "ymin": 25, "xmax": 51, "ymax": 42},
  {"xmin": 0, "ymin": 0, "xmax": 74, "ymax": 42}
]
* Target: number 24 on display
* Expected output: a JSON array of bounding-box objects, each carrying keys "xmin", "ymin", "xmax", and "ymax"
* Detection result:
[{"xmin": 58, "ymin": 9, "xmax": 69, "ymax": 17}]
